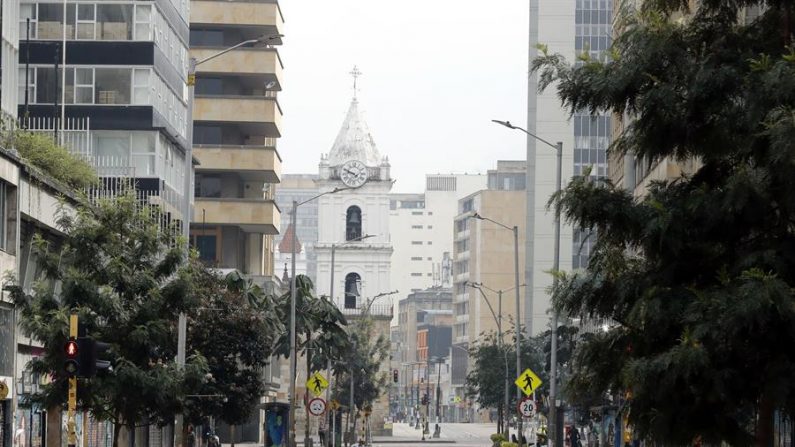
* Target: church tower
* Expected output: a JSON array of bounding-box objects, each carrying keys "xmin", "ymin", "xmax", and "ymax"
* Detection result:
[{"xmin": 315, "ymin": 67, "xmax": 393, "ymax": 312}]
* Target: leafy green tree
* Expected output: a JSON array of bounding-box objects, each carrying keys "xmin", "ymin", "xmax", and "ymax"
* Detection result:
[
  {"xmin": 533, "ymin": 1, "xmax": 795, "ymax": 445},
  {"xmin": 9, "ymin": 190, "xmax": 204, "ymax": 446},
  {"xmin": 330, "ymin": 316, "xmax": 389, "ymax": 413},
  {"xmin": 184, "ymin": 268, "xmax": 284, "ymax": 427},
  {"xmin": 465, "ymin": 328, "xmax": 546, "ymax": 430}
]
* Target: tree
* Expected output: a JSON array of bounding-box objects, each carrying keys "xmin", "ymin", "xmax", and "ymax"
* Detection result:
[
  {"xmin": 330, "ymin": 316, "xmax": 389, "ymax": 414},
  {"xmin": 9, "ymin": 189, "xmax": 205, "ymax": 446},
  {"xmin": 465, "ymin": 328, "xmax": 546, "ymax": 431},
  {"xmin": 533, "ymin": 1, "xmax": 795, "ymax": 445},
  {"xmin": 184, "ymin": 267, "xmax": 284, "ymax": 427}
]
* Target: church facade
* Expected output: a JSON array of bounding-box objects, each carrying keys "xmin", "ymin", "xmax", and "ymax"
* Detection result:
[{"xmin": 314, "ymin": 95, "xmax": 394, "ymax": 312}]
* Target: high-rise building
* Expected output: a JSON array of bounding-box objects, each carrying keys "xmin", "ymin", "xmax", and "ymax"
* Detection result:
[
  {"xmin": 525, "ymin": 0, "xmax": 613, "ymax": 335},
  {"xmin": 389, "ymin": 174, "xmax": 486, "ymax": 297},
  {"xmin": 19, "ymin": 0, "xmax": 193, "ymax": 236},
  {"xmin": 189, "ymin": 0, "xmax": 283, "ymax": 283},
  {"xmin": 450, "ymin": 160, "xmax": 527, "ymax": 412}
]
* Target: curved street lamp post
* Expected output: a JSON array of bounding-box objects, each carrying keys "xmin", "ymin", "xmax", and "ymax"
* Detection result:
[{"xmin": 492, "ymin": 119, "xmax": 563, "ymax": 447}]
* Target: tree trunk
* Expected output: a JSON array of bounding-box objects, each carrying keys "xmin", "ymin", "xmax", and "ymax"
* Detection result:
[
  {"xmin": 755, "ymin": 391, "xmax": 774, "ymax": 447},
  {"xmin": 230, "ymin": 425, "xmax": 235, "ymax": 447},
  {"xmin": 46, "ymin": 406, "xmax": 61, "ymax": 447}
]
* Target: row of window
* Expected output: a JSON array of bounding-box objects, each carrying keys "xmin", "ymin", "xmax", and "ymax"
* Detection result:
[
  {"xmin": 20, "ymin": 65, "xmax": 187, "ymax": 138},
  {"xmin": 89, "ymin": 130, "xmax": 185, "ymax": 193},
  {"xmin": 20, "ymin": 2, "xmax": 188, "ymax": 78}
]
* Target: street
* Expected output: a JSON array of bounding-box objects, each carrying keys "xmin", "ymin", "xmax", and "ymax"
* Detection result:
[{"xmin": 373, "ymin": 423, "xmax": 496, "ymax": 447}]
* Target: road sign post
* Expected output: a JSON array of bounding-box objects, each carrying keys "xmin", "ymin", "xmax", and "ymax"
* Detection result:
[
  {"xmin": 518, "ymin": 397, "xmax": 537, "ymax": 418},
  {"xmin": 309, "ymin": 398, "xmax": 327, "ymax": 416},
  {"xmin": 515, "ymin": 368, "xmax": 543, "ymax": 397},
  {"xmin": 307, "ymin": 372, "xmax": 329, "ymax": 397}
]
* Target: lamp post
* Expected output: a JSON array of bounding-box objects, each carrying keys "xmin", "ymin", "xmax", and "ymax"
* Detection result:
[
  {"xmin": 288, "ymin": 187, "xmax": 354, "ymax": 447},
  {"xmin": 467, "ymin": 281, "xmax": 526, "ymax": 435},
  {"xmin": 469, "ymin": 211, "xmax": 522, "ymax": 441},
  {"xmin": 492, "ymin": 119, "xmax": 563, "ymax": 447},
  {"xmin": 175, "ymin": 33, "xmax": 282, "ymax": 447}
]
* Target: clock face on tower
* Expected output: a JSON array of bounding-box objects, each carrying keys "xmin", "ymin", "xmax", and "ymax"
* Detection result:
[{"xmin": 340, "ymin": 160, "xmax": 369, "ymax": 188}]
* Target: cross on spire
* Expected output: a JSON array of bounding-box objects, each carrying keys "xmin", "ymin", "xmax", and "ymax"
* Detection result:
[{"xmin": 350, "ymin": 65, "xmax": 362, "ymax": 99}]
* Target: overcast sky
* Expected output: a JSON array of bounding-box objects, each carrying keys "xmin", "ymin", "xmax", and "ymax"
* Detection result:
[{"xmin": 277, "ymin": 0, "xmax": 530, "ymax": 194}]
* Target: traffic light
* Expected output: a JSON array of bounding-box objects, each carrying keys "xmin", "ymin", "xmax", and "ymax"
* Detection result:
[
  {"xmin": 421, "ymin": 394, "xmax": 428, "ymax": 406},
  {"xmin": 64, "ymin": 338, "xmax": 79, "ymax": 376},
  {"xmin": 76, "ymin": 337, "xmax": 112, "ymax": 378},
  {"xmin": 392, "ymin": 369, "xmax": 398, "ymax": 383}
]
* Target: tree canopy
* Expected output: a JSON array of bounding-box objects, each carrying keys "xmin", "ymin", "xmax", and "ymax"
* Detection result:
[
  {"xmin": 185, "ymin": 268, "xmax": 284, "ymax": 426},
  {"xmin": 9, "ymin": 190, "xmax": 204, "ymax": 441},
  {"xmin": 533, "ymin": 1, "xmax": 795, "ymax": 445},
  {"xmin": 330, "ymin": 316, "xmax": 389, "ymax": 412}
]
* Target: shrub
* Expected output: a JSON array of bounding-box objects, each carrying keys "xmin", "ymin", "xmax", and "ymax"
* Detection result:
[{"xmin": 8, "ymin": 130, "xmax": 98, "ymax": 189}]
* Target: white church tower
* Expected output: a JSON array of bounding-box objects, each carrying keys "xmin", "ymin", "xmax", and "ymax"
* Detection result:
[{"xmin": 315, "ymin": 68, "xmax": 394, "ymax": 310}]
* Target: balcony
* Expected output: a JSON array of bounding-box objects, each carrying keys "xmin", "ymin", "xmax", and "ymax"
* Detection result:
[
  {"xmin": 191, "ymin": 1, "xmax": 284, "ymax": 38},
  {"xmin": 194, "ymin": 96, "xmax": 282, "ymax": 137},
  {"xmin": 193, "ymin": 145, "xmax": 281, "ymax": 183},
  {"xmin": 191, "ymin": 48, "xmax": 284, "ymax": 90},
  {"xmin": 194, "ymin": 197, "xmax": 280, "ymax": 234}
]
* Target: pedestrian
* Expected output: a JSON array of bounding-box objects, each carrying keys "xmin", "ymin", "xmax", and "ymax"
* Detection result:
[
  {"xmin": 319, "ymin": 416, "xmax": 327, "ymax": 447},
  {"xmin": 186, "ymin": 425, "xmax": 196, "ymax": 447}
]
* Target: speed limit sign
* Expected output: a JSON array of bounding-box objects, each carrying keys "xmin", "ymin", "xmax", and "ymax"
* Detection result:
[
  {"xmin": 518, "ymin": 397, "xmax": 536, "ymax": 418},
  {"xmin": 308, "ymin": 398, "xmax": 327, "ymax": 416}
]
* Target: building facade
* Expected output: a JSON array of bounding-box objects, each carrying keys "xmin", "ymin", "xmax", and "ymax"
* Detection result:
[
  {"xmin": 524, "ymin": 0, "xmax": 613, "ymax": 335},
  {"xmin": 19, "ymin": 0, "xmax": 193, "ymax": 220},
  {"xmin": 450, "ymin": 161, "xmax": 527, "ymax": 411},
  {"xmin": 274, "ymin": 174, "xmax": 320, "ymax": 282},
  {"xmin": 389, "ymin": 174, "xmax": 486, "ymax": 299},
  {"xmin": 189, "ymin": 0, "xmax": 283, "ymax": 285}
]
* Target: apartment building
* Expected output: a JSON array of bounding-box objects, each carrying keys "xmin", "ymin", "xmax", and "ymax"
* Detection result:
[
  {"xmin": 189, "ymin": 0, "xmax": 283, "ymax": 284},
  {"xmin": 19, "ymin": 0, "xmax": 193, "ymax": 219},
  {"xmin": 450, "ymin": 161, "xmax": 527, "ymax": 411},
  {"xmin": 389, "ymin": 174, "xmax": 486, "ymax": 298}
]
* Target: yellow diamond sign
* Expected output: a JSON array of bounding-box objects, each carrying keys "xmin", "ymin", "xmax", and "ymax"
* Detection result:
[
  {"xmin": 515, "ymin": 368, "xmax": 543, "ymax": 396},
  {"xmin": 306, "ymin": 372, "xmax": 329, "ymax": 397}
]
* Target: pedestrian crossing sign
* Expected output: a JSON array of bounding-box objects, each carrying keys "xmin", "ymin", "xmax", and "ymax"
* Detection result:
[
  {"xmin": 307, "ymin": 372, "xmax": 329, "ymax": 396},
  {"xmin": 515, "ymin": 368, "xmax": 543, "ymax": 396}
]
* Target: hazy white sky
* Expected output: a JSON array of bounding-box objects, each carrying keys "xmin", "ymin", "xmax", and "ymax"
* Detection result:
[{"xmin": 278, "ymin": 0, "xmax": 530, "ymax": 193}]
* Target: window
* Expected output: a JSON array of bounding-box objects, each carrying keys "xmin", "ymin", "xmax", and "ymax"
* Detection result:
[
  {"xmin": 428, "ymin": 225, "xmax": 433, "ymax": 229},
  {"xmin": 411, "ymin": 257, "xmax": 423, "ymax": 261},
  {"xmin": 76, "ymin": 4, "xmax": 95, "ymax": 39},
  {"xmin": 196, "ymin": 77, "xmax": 223, "ymax": 95},
  {"xmin": 75, "ymin": 68, "xmax": 94, "ymax": 103},
  {"xmin": 427, "ymin": 241, "xmax": 433, "ymax": 245},
  {"xmin": 411, "ymin": 241, "xmax": 422, "ymax": 245},
  {"xmin": 0, "ymin": 182, "xmax": 7, "ymax": 251},
  {"xmin": 132, "ymin": 68, "xmax": 150, "ymax": 104},
  {"xmin": 193, "ymin": 125, "xmax": 222, "ymax": 145},
  {"xmin": 411, "ymin": 273, "xmax": 422, "ymax": 277},
  {"xmin": 411, "ymin": 225, "xmax": 423, "ymax": 229},
  {"xmin": 190, "ymin": 29, "xmax": 224, "ymax": 46},
  {"xmin": 346, "ymin": 206, "xmax": 362, "ymax": 241},
  {"xmin": 96, "ymin": 4, "xmax": 133, "ymax": 40},
  {"xmin": 192, "ymin": 228, "xmax": 220, "ymax": 264},
  {"xmin": 96, "ymin": 68, "xmax": 130, "ymax": 104},
  {"xmin": 411, "ymin": 211, "xmax": 423, "ymax": 216},
  {"xmin": 344, "ymin": 272, "xmax": 361, "ymax": 309},
  {"xmin": 195, "ymin": 174, "xmax": 221, "ymax": 198}
]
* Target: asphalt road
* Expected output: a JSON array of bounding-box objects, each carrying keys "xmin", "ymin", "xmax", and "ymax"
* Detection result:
[{"xmin": 374, "ymin": 422, "xmax": 497, "ymax": 447}]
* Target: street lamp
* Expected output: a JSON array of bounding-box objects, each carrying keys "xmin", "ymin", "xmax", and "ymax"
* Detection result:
[
  {"xmin": 289, "ymin": 187, "xmax": 355, "ymax": 447},
  {"xmin": 467, "ymin": 281, "xmax": 526, "ymax": 435},
  {"xmin": 175, "ymin": 33, "xmax": 283, "ymax": 447},
  {"xmin": 468, "ymin": 211, "xmax": 522, "ymax": 440},
  {"xmin": 492, "ymin": 119, "xmax": 563, "ymax": 447}
]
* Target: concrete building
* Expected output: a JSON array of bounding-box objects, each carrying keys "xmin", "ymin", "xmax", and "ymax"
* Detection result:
[
  {"xmin": 450, "ymin": 161, "xmax": 527, "ymax": 411},
  {"xmin": 524, "ymin": 0, "xmax": 613, "ymax": 335},
  {"xmin": 19, "ymin": 0, "xmax": 194, "ymax": 221},
  {"xmin": 389, "ymin": 174, "xmax": 486, "ymax": 298},
  {"xmin": 189, "ymin": 0, "xmax": 283, "ymax": 285},
  {"xmin": 274, "ymin": 174, "xmax": 320, "ymax": 282}
]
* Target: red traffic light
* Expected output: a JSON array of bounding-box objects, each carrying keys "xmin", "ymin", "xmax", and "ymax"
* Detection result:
[{"xmin": 65, "ymin": 340, "xmax": 78, "ymax": 358}]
